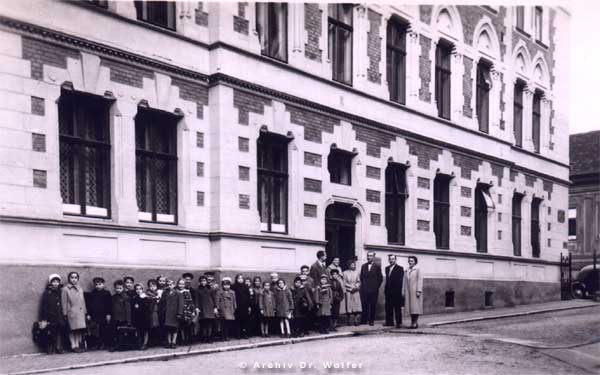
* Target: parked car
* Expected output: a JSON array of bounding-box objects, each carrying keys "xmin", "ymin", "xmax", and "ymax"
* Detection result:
[{"xmin": 572, "ymin": 265, "xmax": 600, "ymax": 299}]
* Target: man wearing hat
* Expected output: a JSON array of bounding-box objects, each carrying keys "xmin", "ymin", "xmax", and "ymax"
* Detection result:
[{"xmin": 84, "ymin": 276, "xmax": 112, "ymax": 349}]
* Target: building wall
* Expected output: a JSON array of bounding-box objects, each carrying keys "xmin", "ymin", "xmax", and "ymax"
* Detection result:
[{"xmin": 0, "ymin": 2, "xmax": 569, "ymax": 355}]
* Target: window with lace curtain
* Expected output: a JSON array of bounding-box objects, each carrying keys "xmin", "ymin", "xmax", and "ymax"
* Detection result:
[
  {"xmin": 256, "ymin": 3, "xmax": 288, "ymax": 62},
  {"xmin": 135, "ymin": 107, "xmax": 179, "ymax": 224},
  {"xmin": 59, "ymin": 89, "xmax": 112, "ymax": 217}
]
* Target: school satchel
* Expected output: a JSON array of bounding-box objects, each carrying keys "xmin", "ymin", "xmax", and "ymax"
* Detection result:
[
  {"xmin": 32, "ymin": 321, "xmax": 52, "ymax": 347},
  {"xmin": 114, "ymin": 326, "xmax": 139, "ymax": 351}
]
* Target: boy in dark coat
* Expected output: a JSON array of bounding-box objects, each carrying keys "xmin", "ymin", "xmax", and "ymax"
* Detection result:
[
  {"xmin": 217, "ymin": 277, "xmax": 237, "ymax": 341},
  {"xmin": 159, "ymin": 279, "xmax": 184, "ymax": 348},
  {"xmin": 258, "ymin": 281, "xmax": 275, "ymax": 337},
  {"xmin": 110, "ymin": 280, "xmax": 131, "ymax": 351},
  {"xmin": 329, "ymin": 269, "xmax": 345, "ymax": 331},
  {"xmin": 292, "ymin": 277, "xmax": 313, "ymax": 337},
  {"xmin": 85, "ymin": 277, "xmax": 112, "ymax": 350},
  {"xmin": 195, "ymin": 276, "xmax": 217, "ymax": 343},
  {"xmin": 40, "ymin": 274, "xmax": 66, "ymax": 354},
  {"xmin": 315, "ymin": 274, "xmax": 333, "ymax": 334}
]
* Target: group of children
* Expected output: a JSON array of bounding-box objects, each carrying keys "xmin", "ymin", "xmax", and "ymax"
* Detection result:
[{"xmin": 38, "ymin": 264, "xmax": 351, "ymax": 354}]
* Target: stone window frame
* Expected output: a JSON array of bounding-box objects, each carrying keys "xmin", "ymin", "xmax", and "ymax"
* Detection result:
[
  {"xmin": 256, "ymin": 2, "xmax": 289, "ymax": 62},
  {"xmin": 327, "ymin": 145, "xmax": 356, "ymax": 186}
]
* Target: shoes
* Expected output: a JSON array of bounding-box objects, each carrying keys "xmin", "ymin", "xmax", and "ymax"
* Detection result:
[
  {"xmin": 395, "ymin": 324, "xmax": 402, "ymax": 329},
  {"xmin": 369, "ymin": 322, "xmax": 374, "ymax": 326},
  {"xmin": 56, "ymin": 349, "xmax": 64, "ymax": 354},
  {"xmin": 140, "ymin": 345, "xmax": 148, "ymax": 351}
]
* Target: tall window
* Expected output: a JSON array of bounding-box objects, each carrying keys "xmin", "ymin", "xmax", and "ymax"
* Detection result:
[
  {"xmin": 386, "ymin": 18, "xmax": 407, "ymax": 104},
  {"xmin": 516, "ymin": 6, "xmax": 525, "ymax": 31},
  {"xmin": 476, "ymin": 60, "xmax": 492, "ymax": 133},
  {"xmin": 532, "ymin": 91, "xmax": 542, "ymax": 153},
  {"xmin": 134, "ymin": 1, "xmax": 176, "ymax": 30},
  {"xmin": 534, "ymin": 6, "xmax": 543, "ymax": 42},
  {"xmin": 257, "ymin": 132, "xmax": 289, "ymax": 233},
  {"xmin": 59, "ymin": 90, "xmax": 112, "ymax": 217},
  {"xmin": 513, "ymin": 80, "xmax": 525, "ymax": 147},
  {"xmin": 385, "ymin": 163, "xmax": 408, "ymax": 244},
  {"xmin": 435, "ymin": 41, "xmax": 452, "ymax": 119},
  {"xmin": 256, "ymin": 3, "xmax": 288, "ymax": 61},
  {"xmin": 434, "ymin": 174, "xmax": 452, "ymax": 249},
  {"xmin": 475, "ymin": 184, "xmax": 494, "ymax": 253},
  {"xmin": 328, "ymin": 4, "xmax": 353, "ymax": 85},
  {"xmin": 568, "ymin": 208, "xmax": 577, "ymax": 240},
  {"xmin": 512, "ymin": 193, "xmax": 524, "ymax": 256},
  {"xmin": 531, "ymin": 198, "xmax": 542, "ymax": 258},
  {"xmin": 135, "ymin": 108, "xmax": 178, "ymax": 223},
  {"xmin": 328, "ymin": 148, "xmax": 354, "ymax": 185}
]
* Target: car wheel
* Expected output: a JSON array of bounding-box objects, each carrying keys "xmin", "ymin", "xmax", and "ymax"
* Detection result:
[{"xmin": 572, "ymin": 287, "xmax": 584, "ymax": 299}]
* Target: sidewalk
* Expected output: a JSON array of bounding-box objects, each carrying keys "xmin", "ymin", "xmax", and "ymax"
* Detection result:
[{"xmin": 1, "ymin": 299, "xmax": 596, "ymax": 375}]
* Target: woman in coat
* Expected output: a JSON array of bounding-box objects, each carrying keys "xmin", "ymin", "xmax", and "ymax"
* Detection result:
[
  {"xmin": 402, "ymin": 255, "xmax": 424, "ymax": 328},
  {"xmin": 340, "ymin": 260, "xmax": 362, "ymax": 326},
  {"xmin": 40, "ymin": 274, "xmax": 66, "ymax": 354},
  {"xmin": 61, "ymin": 271, "xmax": 87, "ymax": 352}
]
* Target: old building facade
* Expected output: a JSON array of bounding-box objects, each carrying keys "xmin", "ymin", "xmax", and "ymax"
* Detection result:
[{"xmin": 0, "ymin": 2, "xmax": 569, "ymax": 355}]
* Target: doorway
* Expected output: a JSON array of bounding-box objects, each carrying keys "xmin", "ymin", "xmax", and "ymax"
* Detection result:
[{"xmin": 325, "ymin": 202, "xmax": 357, "ymax": 270}]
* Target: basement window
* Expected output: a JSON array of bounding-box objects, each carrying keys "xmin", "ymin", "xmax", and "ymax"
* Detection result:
[
  {"xmin": 445, "ymin": 290, "xmax": 455, "ymax": 308},
  {"xmin": 484, "ymin": 291, "xmax": 494, "ymax": 307}
]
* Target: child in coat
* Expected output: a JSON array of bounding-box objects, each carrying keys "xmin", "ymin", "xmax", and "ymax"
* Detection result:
[
  {"xmin": 217, "ymin": 277, "xmax": 237, "ymax": 341},
  {"xmin": 292, "ymin": 277, "xmax": 313, "ymax": 337},
  {"xmin": 145, "ymin": 280, "xmax": 160, "ymax": 347},
  {"xmin": 85, "ymin": 277, "xmax": 112, "ymax": 350},
  {"xmin": 258, "ymin": 281, "xmax": 275, "ymax": 337},
  {"xmin": 315, "ymin": 274, "xmax": 333, "ymax": 334},
  {"xmin": 195, "ymin": 276, "xmax": 217, "ymax": 343},
  {"xmin": 131, "ymin": 283, "xmax": 149, "ymax": 350},
  {"xmin": 176, "ymin": 278, "xmax": 196, "ymax": 344},
  {"xmin": 250, "ymin": 276, "xmax": 263, "ymax": 336},
  {"xmin": 110, "ymin": 280, "xmax": 131, "ymax": 351},
  {"xmin": 62, "ymin": 271, "xmax": 87, "ymax": 352},
  {"xmin": 329, "ymin": 269, "xmax": 345, "ymax": 331},
  {"xmin": 274, "ymin": 279, "xmax": 293, "ymax": 338},
  {"xmin": 40, "ymin": 274, "xmax": 66, "ymax": 354},
  {"xmin": 159, "ymin": 279, "xmax": 184, "ymax": 349}
]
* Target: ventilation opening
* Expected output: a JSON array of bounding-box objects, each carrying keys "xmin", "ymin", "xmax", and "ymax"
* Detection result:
[
  {"xmin": 445, "ymin": 290, "xmax": 455, "ymax": 308},
  {"xmin": 484, "ymin": 291, "xmax": 494, "ymax": 307}
]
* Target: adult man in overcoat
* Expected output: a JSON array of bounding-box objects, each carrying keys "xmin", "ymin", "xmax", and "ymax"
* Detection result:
[
  {"xmin": 384, "ymin": 254, "xmax": 404, "ymax": 328},
  {"xmin": 359, "ymin": 251, "xmax": 383, "ymax": 325}
]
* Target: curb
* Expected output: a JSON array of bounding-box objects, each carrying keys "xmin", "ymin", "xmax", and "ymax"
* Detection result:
[
  {"xmin": 426, "ymin": 302, "xmax": 599, "ymax": 327},
  {"xmin": 7, "ymin": 332, "xmax": 356, "ymax": 375}
]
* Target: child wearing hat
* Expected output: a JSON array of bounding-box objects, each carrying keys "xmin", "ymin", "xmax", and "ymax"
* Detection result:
[
  {"xmin": 315, "ymin": 274, "xmax": 333, "ymax": 334},
  {"xmin": 195, "ymin": 276, "xmax": 217, "ymax": 343},
  {"xmin": 216, "ymin": 277, "xmax": 236, "ymax": 341},
  {"xmin": 274, "ymin": 279, "xmax": 293, "ymax": 338},
  {"xmin": 84, "ymin": 277, "xmax": 112, "ymax": 350},
  {"xmin": 329, "ymin": 268, "xmax": 345, "ymax": 331},
  {"xmin": 292, "ymin": 276, "xmax": 313, "ymax": 337},
  {"xmin": 40, "ymin": 274, "xmax": 66, "ymax": 354}
]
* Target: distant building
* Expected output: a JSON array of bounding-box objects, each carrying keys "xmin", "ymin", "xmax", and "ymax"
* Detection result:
[
  {"xmin": 568, "ymin": 131, "xmax": 600, "ymax": 271},
  {"xmin": 0, "ymin": 2, "xmax": 569, "ymax": 355}
]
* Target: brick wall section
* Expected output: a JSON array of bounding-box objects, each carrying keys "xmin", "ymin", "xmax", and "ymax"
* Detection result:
[
  {"xmin": 239, "ymin": 166, "xmax": 250, "ymax": 181},
  {"xmin": 461, "ymin": 186, "xmax": 472, "ymax": 198},
  {"xmin": 304, "ymin": 152, "xmax": 322, "ymax": 167},
  {"xmin": 31, "ymin": 97, "xmax": 45, "ymax": 116},
  {"xmin": 510, "ymin": 169, "xmax": 518, "ymax": 182},
  {"xmin": 171, "ymin": 77, "xmax": 209, "ymax": 119},
  {"xmin": 417, "ymin": 177, "xmax": 430, "ymax": 189},
  {"xmin": 304, "ymin": 4, "xmax": 323, "ymax": 62},
  {"xmin": 304, "ymin": 178, "xmax": 322, "ymax": 193},
  {"xmin": 463, "ymin": 56, "xmax": 474, "ymax": 118},
  {"xmin": 457, "ymin": 6, "xmax": 507, "ymax": 60},
  {"xmin": 366, "ymin": 189, "xmax": 381, "ymax": 203},
  {"xmin": 366, "ymin": 9, "xmax": 382, "ymax": 84},
  {"xmin": 33, "ymin": 170, "xmax": 47, "ymax": 188},
  {"xmin": 370, "ymin": 213, "xmax": 381, "ymax": 226},
  {"xmin": 196, "ymin": 162, "xmax": 204, "ymax": 177},
  {"xmin": 233, "ymin": 2, "xmax": 249, "ymax": 35},
  {"xmin": 287, "ymin": 105, "xmax": 340, "ymax": 143},
  {"xmin": 417, "ymin": 199, "xmax": 430, "ymax": 210},
  {"xmin": 461, "ymin": 225, "xmax": 472, "ymax": 236},
  {"xmin": 407, "ymin": 139, "xmax": 442, "ymax": 169},
  {"xmin": 353, "ymin": 124, "xmax": 395, "ymax": 158},
  {"xmin": 234, "ymin": 90, "xmax": 272, "ymax": 125},
  {"xmin": 32, "ymin": 133, "xmax": 46, "ymax": 152},
  {"xmin": 525, "ymin": 174, "xmax": 537, "ymax": 187},
  {"xmin": 452, "ymin": 152, "xmax": 482, "ymax": 179},
  {"xmin": 304, "ymin": 204, "xmax": 317, "ymax": 218},
  {"xmin": 418, "ymin": 35, "xmax": 432, "ymax": 103},
  {"xmin": 197, "ymin": 191, "xmax": 205, "ymax": 206},
  {"xmin": 417, "ymin": 220, "xmax": 430, "ymax": 231},
  {"xmin": 196, "ymin": 132, "xmax": 204, "ymax": 148},
  {"xmin": 22, "ymin": 37, "xmax": 80, "ymax": 80},
  {"xmin": 461, "ymin": 206, "xmax": 472, "ymax": 217},
  {"xmin": 238, "ymin": 137, "xmax": 249, "ymax": 152},
  {"xmin": 491, "ymin": 163, "xmax": 504, "ymax": 187},
  {"xmin": 419, "ymin": 5, "xmax": 433, "ymax": 23},
  {"xmin": 366, "ymin": 166, "xmax": 381, "ymax": 179},
  {"xmin": 195, "ymin": 2, "xmax": 208, "ymax": 26},
  {"xmin": 100, "ymin": 58, "xmax": 153, "ymax": 88}
]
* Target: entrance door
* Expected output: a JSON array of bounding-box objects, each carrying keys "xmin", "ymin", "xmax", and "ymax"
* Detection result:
[{"xmin": 325, "ymin": 203, "xmax": 356, "ymax": 270}]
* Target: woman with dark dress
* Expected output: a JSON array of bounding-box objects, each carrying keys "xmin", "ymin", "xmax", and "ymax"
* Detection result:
[
  {"xmin": 249, "ymin": 276, "xmax": 262, "ymax": 336},
  {"xmin": 231, "ymin": 274, "xmax": 251, "ymax": 339},
  {"xmin": 40, "ymin": 274, "xmax": 66, "ymax": 354},
  {"xmin": 131, "ymin": 283, "xmax": 149, "ymax": 350}
]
